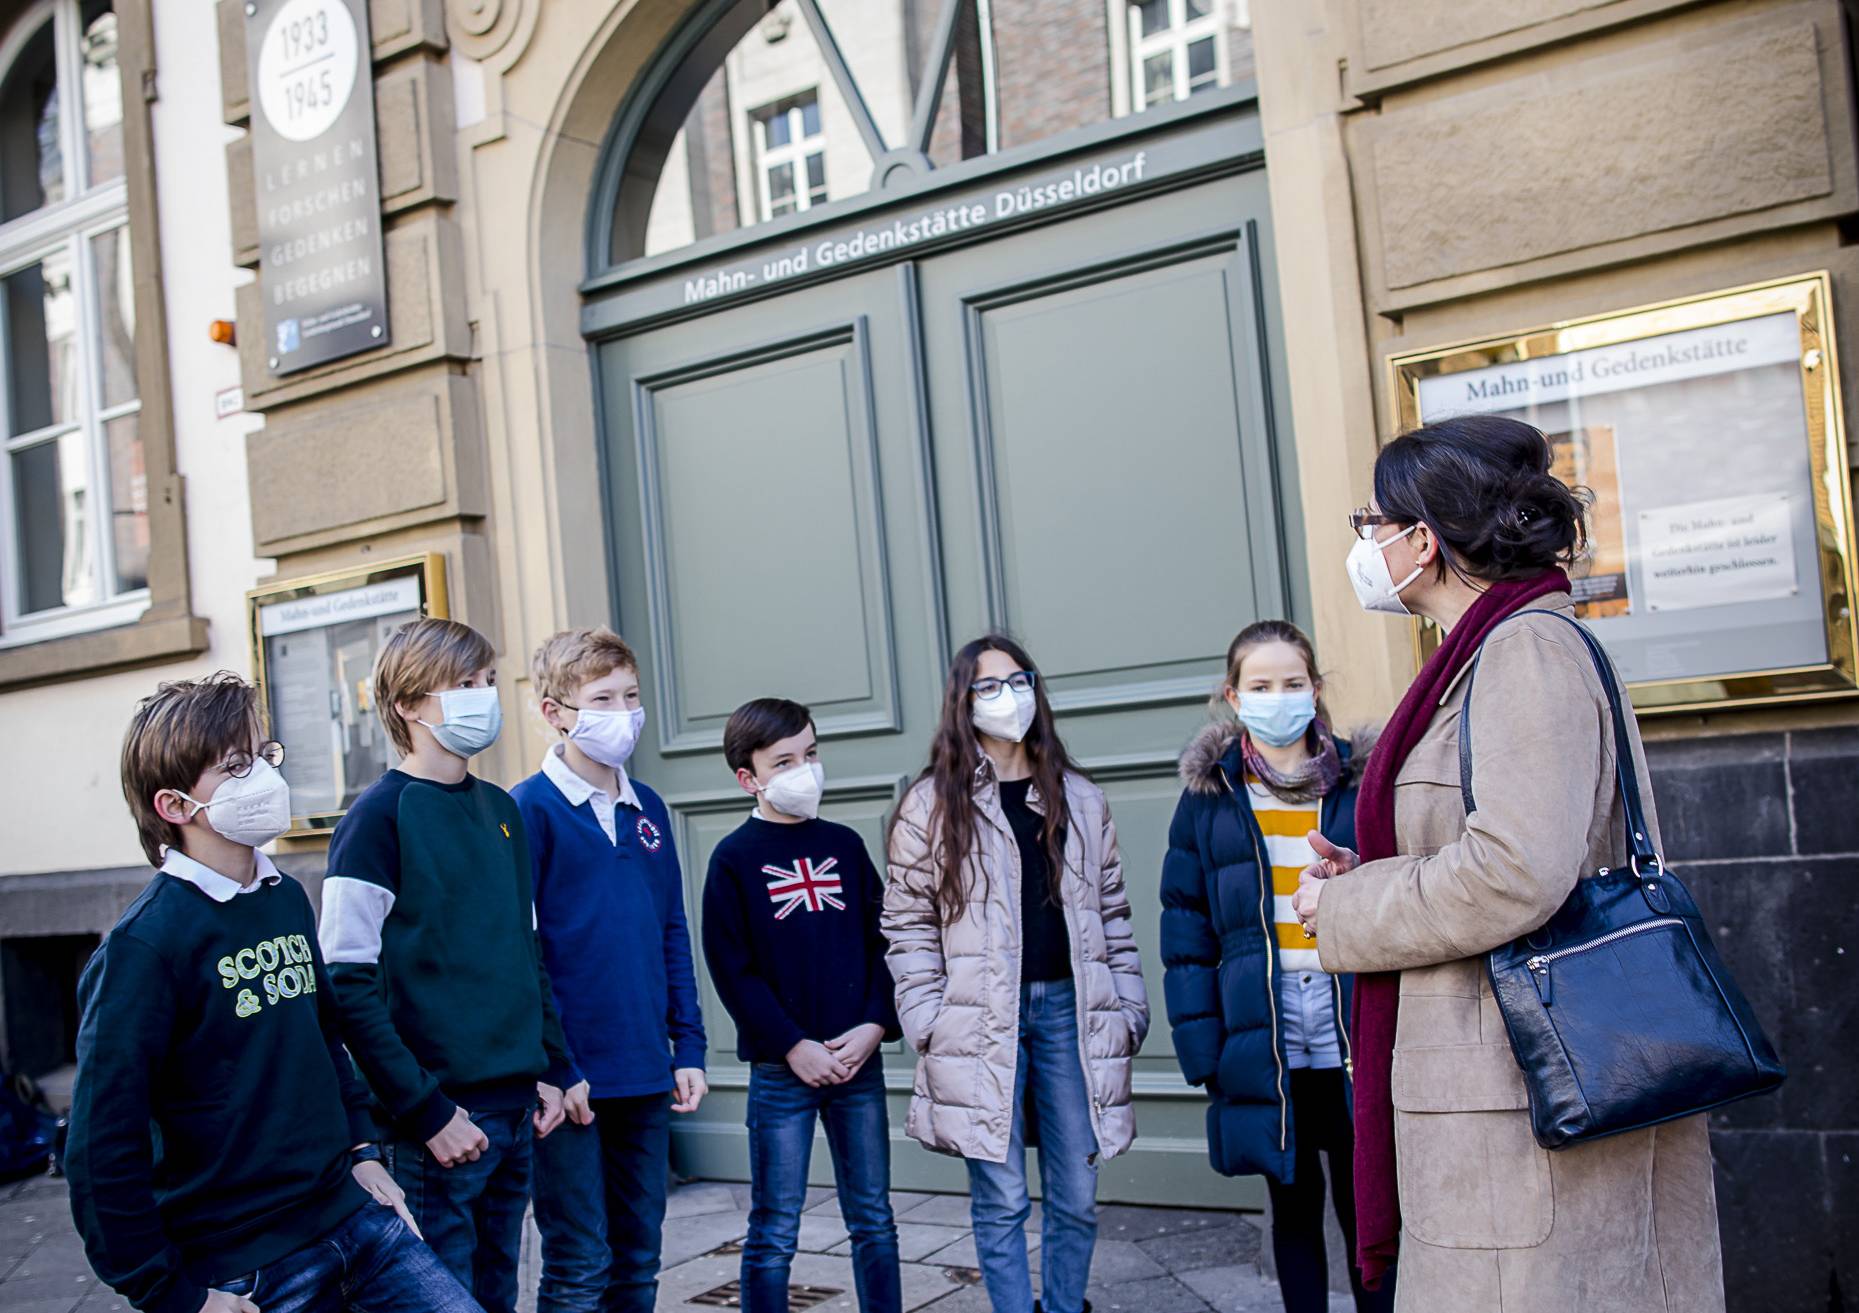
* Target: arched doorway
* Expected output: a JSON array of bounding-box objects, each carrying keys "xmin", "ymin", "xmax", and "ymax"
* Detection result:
[{"xmin": 581, "ymin": 0, "xmax": 1301, "ymax": 1206}]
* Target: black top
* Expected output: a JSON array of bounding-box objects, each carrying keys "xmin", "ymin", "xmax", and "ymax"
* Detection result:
[
  {"xmin": 999, "ymin": 779, "xmax": 1073, "ymax": 982},
  {"xmin": 322, "ymin": 771, "xmax": 573, "ymax": 1141},
  {"xmin": 702, "ymin": 815, "xmax": 900, "ymax": 1063},
  {"xmin": 65, "ymin": 873, "xmax": 371, "ymax": 1313}
]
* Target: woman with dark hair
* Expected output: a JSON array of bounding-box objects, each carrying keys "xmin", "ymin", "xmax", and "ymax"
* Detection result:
[
  {"xmin": 1290, "ymin": 415, "xmax": 1725, "ymax": 1312},
  {"xmin": 1160, "ymin": 620, "xmax": 1390, "ymax": 1313},
  {"xmin": 882, "ymin": 635, "xmax": 1148, "ymax": 1313}
]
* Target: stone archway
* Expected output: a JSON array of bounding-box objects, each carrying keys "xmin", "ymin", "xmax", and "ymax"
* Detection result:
[{"xmin": 440, "ymin": 0, "xmax": 706, "ymax": 711}]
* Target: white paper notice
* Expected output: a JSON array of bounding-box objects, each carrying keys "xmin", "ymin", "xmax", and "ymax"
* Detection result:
[{"xmin": 1639, "ymin": 494, "xmax": 1798, "ymax": 613}]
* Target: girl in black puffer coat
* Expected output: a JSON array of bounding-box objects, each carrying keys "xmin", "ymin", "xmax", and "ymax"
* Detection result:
[{"xmin": 1160, "ymin": 620, "xmax": 1389, "ymax": 1313}]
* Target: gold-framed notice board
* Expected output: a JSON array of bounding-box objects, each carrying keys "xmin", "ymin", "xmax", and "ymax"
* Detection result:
[
  {"xmin": 1389, "ymin": 273, "xmax": 1859, "ymax": 714},
  {"xmin": 247, "ymin": 554, "xmax": 446, "ymax": 835}
]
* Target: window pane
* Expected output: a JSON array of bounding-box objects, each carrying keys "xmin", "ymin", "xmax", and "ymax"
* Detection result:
[
  {"xmin": 798, "ymin": 94, "xmax": 820, "ymax": 139},
  {"xmin": 1142, "ymin": 51, "xmax": 1174, "ymax": 106},
  {"xmin": 91, "ymin": 227, "xmax": 137, "ymax": 409},
  {"xmin": 804, "ymin": 150, "xmax": 825, "ymax": 203},
  {"xmin": 12, "ymin": 431, "xmax": 95, "ymax": 614},
  {"xmin": 0, "ymin": 20, "xmax": 62, "ymax": 221},
  {"xmin": 1136, "ymin": 0, "xmax": 1170, "ymax": 37},
  {"xmin": 766, "ymin": 160, "xmax": 796, "ymax": 217},
  {"xmin": 1186, "ymin": 36, "xmax": 1217, "ymax": 88},
  {"xmin": 81, "ymin": 1, "xmax": 123, "ymax": 189},
  {"xmin": 105, "ymin": 410, "xmax": 145, "ymax": 593},
  {"xmin": 763, "ymin": 107, "xmax": 791, "ymax": 149},
  {"xmin": 1184, "ymin": 0, "xmax": 1213, "ymax": 19},
  {"xmin": 3, "ymin": 250, "xmax": 78, "ymax": 438}
]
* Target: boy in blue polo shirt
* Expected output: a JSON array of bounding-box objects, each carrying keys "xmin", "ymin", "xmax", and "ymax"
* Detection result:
[{"xmin": 512, "ymin": 627, "xmax": 707, "ymax": 1313}]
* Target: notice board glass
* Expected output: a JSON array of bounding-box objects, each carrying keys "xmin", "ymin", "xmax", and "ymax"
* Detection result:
[{"xmin": 1388, "ymin": 273, "xmax": 1858, "ymax": 713}]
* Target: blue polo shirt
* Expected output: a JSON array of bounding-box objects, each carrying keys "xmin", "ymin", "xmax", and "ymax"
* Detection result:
[{"xmin": 511, "ymin": 747, "xmax": 706, "ymax": 1097}]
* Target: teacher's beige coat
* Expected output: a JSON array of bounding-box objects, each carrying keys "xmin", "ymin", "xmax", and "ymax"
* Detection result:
[{"xmin": 1316, "ymin": 596, "xmax": 1725, "ymax": 1313}]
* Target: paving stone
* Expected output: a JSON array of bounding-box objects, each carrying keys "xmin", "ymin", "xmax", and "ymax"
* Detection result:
[
  {"xmin": 1096, "ymin": 1204, "xmax": 1234, "ymax": 1243},
  {"xmin": 808, "ymin": 1189, "xmax": 936, "ymax": 1220},
  {"xmin": 911, "ymin": 1280, "xmax": 995, "ymax": 1312},
  {"xmin": 826, "ymin": 1221, "xmax": 969, "ymax": 1262},
  {"xmin": 1086, "ymin": 1274, "xmax": 1213, "ymax": 1312},
  {"xmin": 1177, "ymin": 1263, "xmax": 1351, "ymax": 1313},
  {"xmin": 1089, "ymin": 1238, "xmax": 1169, "ymax": 1283},
  {"xmin": 796, "ymin": 1210, "xmax": 851, "ymax": 1253},
  {"xmin": 920, "ymin": 1229, "xmax": 1042, "ymax": 1272},
  {"xmin": 655, "ymin": 1252, "xmax": 742, "ymax": 1306},
  {"xmin": 666, "ymin": 1180, "xmax": 741, "ymax": 1219},
  {"xmin": 657, "ymin": 1207, "xmax": 750, "ymax": 1268},
  {"xmin": 1136, "ymin": 1221, "xmax": 1262, "ymax": 1273},
  {"xmin": 895, "ymin": 1193, "xmax": 978, "ymax": 1227}
]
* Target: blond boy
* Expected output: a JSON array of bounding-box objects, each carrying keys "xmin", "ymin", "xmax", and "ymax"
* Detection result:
[
  {"xmin": 320, "ymin": 618, "xmax": 574, "ymax": 1313},
  {"xmin": 513, "ymin": 627, "xmax": 706, "ymax": 1313}
]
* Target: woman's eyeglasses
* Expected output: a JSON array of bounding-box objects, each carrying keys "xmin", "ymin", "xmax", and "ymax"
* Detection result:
[
  {"xmin": 970, "ymin": 671, "xmax": 1037, "ymax": 700},
  {"xmin": 221, "ymin": 740, "xmax": 286, "ymax": 778},
  {"xmin": 1349, "ymin": 507, "xmax": 1405, "ymax": 540}
]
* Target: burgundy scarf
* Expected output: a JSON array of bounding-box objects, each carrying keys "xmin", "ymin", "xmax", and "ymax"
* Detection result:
[{"xmin": 1348, "ymin": 569, "xmax": 1569, "ymax": 1290}]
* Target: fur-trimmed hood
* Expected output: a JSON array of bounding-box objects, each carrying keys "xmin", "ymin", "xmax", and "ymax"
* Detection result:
[{"xmin": 1176, "ymin": 718, "xmax": 1381, "ymax": 796}]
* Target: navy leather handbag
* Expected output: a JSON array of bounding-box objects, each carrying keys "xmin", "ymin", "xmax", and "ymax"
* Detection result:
[{"xmin": 1460, "ymin": 611, "xmax": 1784, "ymax": 1149}]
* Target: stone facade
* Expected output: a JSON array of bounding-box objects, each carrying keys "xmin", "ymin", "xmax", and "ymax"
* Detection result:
[{"xmin": 1254, "ymin": 0, "xmax": 1859, "ymax": 1305}]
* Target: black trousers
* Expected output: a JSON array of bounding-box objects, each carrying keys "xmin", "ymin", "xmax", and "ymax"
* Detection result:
[{"xmin": 1263, "ymin": 1067, "xmax": 1396, "ymax": 1313}]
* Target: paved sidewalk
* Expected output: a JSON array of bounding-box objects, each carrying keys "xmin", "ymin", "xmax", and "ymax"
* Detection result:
[
  {"xmin": 515, "ymin": 1180, "xmax": 1350, "ymax": 1313},
  {"xmin": 2, "ymin": 1170, "xmax": 1347, "ymax": 1313}
]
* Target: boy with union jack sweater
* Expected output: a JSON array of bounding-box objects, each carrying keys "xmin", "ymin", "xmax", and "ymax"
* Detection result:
[{"xmin": 702, "ymin": 698, "xmax": 902, "ymax": 1313}]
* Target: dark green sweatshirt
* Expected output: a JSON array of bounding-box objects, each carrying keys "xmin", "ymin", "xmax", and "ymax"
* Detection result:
[
  {"xmin": 320, "ymin": 770, "xmax": 573, "ymax": 1140},
  {"xmin": 65, "ymin": 864, "xmax": 371, "ymax": 1313}
]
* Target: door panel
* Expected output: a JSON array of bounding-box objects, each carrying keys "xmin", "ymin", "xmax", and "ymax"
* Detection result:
[
  {"xmin": 631, "ymin": 323, "xmax": 899, "ymax": 749},
  {"xmin": 595, "ymin": 170, "xmax": 1285, "ymax": 1207}
]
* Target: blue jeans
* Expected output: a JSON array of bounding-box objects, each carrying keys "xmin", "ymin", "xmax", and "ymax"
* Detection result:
[
  {"xmin": 386, "ymin": 1107, "xmax": 532, "ymax": 1313},
  {"xmin": 742, "ymin": 1058, "xmax": 900, "ymax": 1313},
  {"xmin": 965, "ymin": 979, "xmax": 1100, "ymax": 1313},
  {"xmin": 531, "ymin": 1092, "xmax": 671, "ymax": 1313},
  {"xmin": 217, "ymin": 1200, "xmax": 482, "ymax": 1312}
]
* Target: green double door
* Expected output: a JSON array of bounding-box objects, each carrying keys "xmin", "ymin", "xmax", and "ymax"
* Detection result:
[{"xmin": 589, "ymin": 152, "xmax": 1298, "ymax": 1207}]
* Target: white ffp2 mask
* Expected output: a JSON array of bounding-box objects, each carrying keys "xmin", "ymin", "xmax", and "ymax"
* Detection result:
[
  {"xmin": 759, "ymin": 761, "xmax": 825, "ymax": 820},
  {"xmin": 972, "ymin": 685, "xmax": 1037, "ymax": 743},
  {"xmin": 1346, "ymin": 524, "xmax": 1424, "ymax": 616},
  {"xmin": 178, "ymin": 759, "xmax": 293, "ymax": 848}
]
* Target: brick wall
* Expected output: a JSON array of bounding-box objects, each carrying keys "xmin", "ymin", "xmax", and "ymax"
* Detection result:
[{"xmin": 992, "ymin": 0, "xmax": 1112, "ymax": 149}]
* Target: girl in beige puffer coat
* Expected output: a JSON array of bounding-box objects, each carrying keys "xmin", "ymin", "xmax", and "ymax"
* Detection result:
[{"xmin": 882, "ymin": 634, "xmax": 1149, "ymax": 1313}]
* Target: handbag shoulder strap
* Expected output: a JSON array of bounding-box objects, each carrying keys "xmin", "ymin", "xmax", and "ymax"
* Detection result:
[{"xmin": 1456, "ymin": 609, "xmax": 1659, "ymax": 869}]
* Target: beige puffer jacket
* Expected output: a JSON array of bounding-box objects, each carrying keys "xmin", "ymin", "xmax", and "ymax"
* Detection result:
[{"xmin": 881, "ymin": 762, "xmax": 1149, "ymax": 1164}]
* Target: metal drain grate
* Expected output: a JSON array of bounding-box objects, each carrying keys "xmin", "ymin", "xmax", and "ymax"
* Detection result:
[{"xmin": 689, "ymin": 1280, "xmax": 844, "ymax": 1309}]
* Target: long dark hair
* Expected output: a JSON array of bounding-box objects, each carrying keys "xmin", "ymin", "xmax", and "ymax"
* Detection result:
[
  {"xmin": 1374, "ymin": 415, "xmax": 1587, "ymax": 584},
  {"xmin": 891, "ymin": 634, "xmax": 1083, "ymax": 925}
]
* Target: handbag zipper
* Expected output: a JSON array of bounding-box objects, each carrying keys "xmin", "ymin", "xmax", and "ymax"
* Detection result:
[{"xmin": 1525, "ymin": 917, "xmax": 1684, "ymax": 1006}]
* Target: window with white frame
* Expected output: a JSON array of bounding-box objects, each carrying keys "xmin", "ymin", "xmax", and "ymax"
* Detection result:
[
  {"xmin": 1128, "ymin": 0, "xmax": 1228, "ymax": 110},
  {"xmin": 0, "ymin": 0, "xmax": 140, "ymax": 645},
  {"xmin": 752, "ymin": 91, "xmax": 827, "ymax": 221}
]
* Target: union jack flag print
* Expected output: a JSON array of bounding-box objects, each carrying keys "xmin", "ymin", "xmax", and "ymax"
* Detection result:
[{"xmin": 762, "ymin": 856, "xmax": 845, "ymax": 919}]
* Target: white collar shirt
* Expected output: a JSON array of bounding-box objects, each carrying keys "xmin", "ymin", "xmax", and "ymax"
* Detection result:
[
  {"xmin": 160, "ymin": 848, "xmax": 285, "ymax": 902},
  {"xmin": 542, "ymin": 743, "xmax": 640, "ymax": 845}
]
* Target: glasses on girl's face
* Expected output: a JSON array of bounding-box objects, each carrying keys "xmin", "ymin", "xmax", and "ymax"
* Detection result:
[
  {"xmin": 971, "ymin": 671, "xmax": 1037, "ymax": 700},
  {"xmin": 1349, "ymin": 507, "xmax": 1405, "ymax": 540},
  {"xmin": 220, "ymin": 740, "xmax": 286, "ymax": 778}
]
